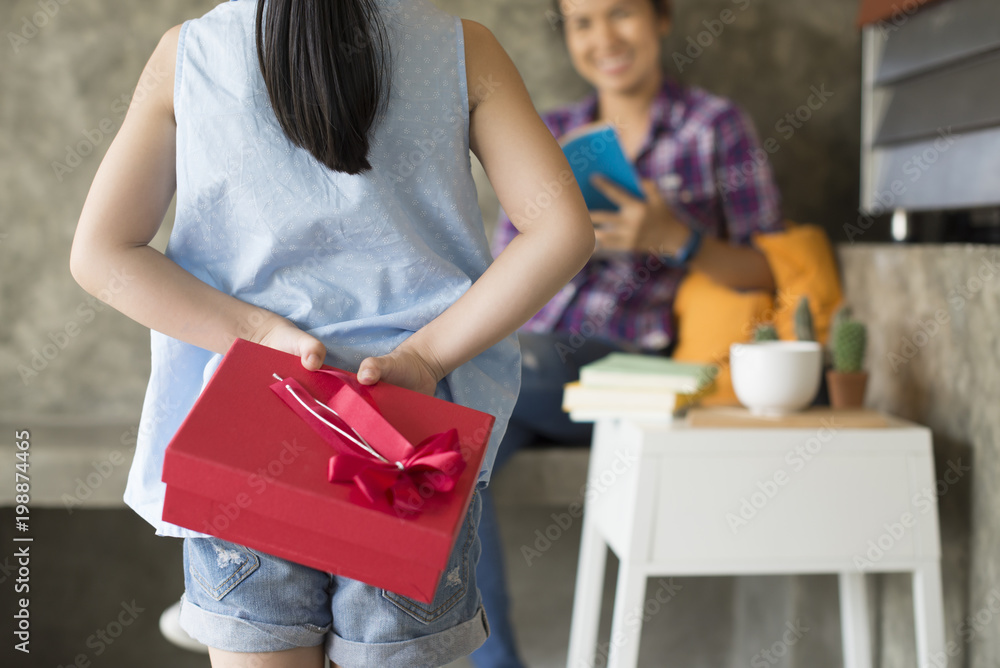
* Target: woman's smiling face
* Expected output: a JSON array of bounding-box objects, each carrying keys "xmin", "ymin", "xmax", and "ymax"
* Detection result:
[{"xmin": 559, "ymin": 0, "xmax": 671, "ymax": 95}]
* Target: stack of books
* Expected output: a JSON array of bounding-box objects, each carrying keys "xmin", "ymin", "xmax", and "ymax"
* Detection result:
[{"xmin": 562, "ymin": 353, "xmax": 717, "ymax": 422}]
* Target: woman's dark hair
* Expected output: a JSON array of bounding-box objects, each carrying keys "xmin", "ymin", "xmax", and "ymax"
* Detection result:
[
  {"xmin": 255, "ymin": 0, "xmax": 390, "ymax": 175},
  {"xmin": 551, "ymin": 0, "xmax": 672, "ymax": 28}
]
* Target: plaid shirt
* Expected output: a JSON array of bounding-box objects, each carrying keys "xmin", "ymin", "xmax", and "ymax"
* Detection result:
[{"xmin": 491, "ymin": 77, "xmax": 782, "ymax": 352}]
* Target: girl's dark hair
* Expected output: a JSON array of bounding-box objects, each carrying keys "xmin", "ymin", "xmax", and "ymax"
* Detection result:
[
  {"xmin": 255, "ymin": 0, "xmax": 390, "ymax": 175},
  {"xmin": 551, "ymin": 0, "xmax": 672, "ymax": 28}
]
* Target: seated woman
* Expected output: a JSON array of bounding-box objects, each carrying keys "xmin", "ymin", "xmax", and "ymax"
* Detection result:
[{"xmin": 472, "ymin": 0, "xmax": 784, "ymax": 666}]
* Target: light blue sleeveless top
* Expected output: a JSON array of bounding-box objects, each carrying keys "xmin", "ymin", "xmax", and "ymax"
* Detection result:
[{"xmin": 124, "ymin": 0, "xmax": 521, "ymax": 538}]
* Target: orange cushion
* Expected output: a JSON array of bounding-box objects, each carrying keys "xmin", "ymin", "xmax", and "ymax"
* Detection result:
[
  {"xmin": 672, "ymin": 271, "xmax": 773, "ymax": 406},
  {"xmin": 752, "ymin": 223, "xmax": 843, "ymax": 345},
  {"xmin": 671, "ymin": 222, "xmax": 842, "ymax": 406}
]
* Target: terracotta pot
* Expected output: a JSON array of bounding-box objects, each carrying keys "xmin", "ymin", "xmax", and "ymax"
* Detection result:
[{"xmin": 826, "ymin": 370, "xmax": 868, "ymax": 408}]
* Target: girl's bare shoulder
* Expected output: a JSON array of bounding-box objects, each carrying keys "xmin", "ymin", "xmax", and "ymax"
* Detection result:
[
  {"xmin": 460, "ymin": 19, "xmax": 518, "ymax": 113},
  {"xmin": 141, "ymin": 25, "xmax": 183, "ymax": 118}
]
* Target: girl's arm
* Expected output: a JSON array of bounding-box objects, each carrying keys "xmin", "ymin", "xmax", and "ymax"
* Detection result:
[
  {"xmin": 358, "ymin": 20, "xmax": 595, "ymax": 391},
  {"xmin": 70, "ymin": 27, "xmax": 328, "ymax": 370}
]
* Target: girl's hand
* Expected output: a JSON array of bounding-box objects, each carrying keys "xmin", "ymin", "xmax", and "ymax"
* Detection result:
[
  {"xmin": 589, "ymin": 177, "xmax": 690, "ymax": 254},
  {"xmin": 357, "ymin": 347, "xmax": 444, "ymax": 397},
  {"xmin": 249, "ymin": 313, "xmax": 327, "ymax": 371}
]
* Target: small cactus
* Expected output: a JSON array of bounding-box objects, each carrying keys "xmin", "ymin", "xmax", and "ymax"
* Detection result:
[
  {"xmin": 831, "ymin": 319, "xmax": 867, "ymax": 373},
  {"xmin": 794, "ymin": 296, "xmax": 815, "ymax": 341},
  {"xmin": 753, "ymin": 323, "xmax": 779, "ymax": 342},
  {"xmin": 832, "ymin": 304, "xmax": 853, "ymax": 331}
]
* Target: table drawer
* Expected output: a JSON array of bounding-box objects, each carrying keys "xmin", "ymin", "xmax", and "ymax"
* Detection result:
[{"xmin": 647, "ymin": 431, "xmax": 940, "ymax": 566}]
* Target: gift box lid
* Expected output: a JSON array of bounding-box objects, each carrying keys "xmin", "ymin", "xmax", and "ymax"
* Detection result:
[{"xmin": 162, "ymin": 338, "xmax": 494, "ymax": 570}]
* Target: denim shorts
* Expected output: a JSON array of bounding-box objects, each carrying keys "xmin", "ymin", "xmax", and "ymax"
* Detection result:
[{"xmin": 178, "ymin": 490, "xmax": 489, "ymax": 668}]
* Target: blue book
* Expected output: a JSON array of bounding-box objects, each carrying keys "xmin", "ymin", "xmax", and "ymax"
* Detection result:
[{"xmin": 561, "ymin": 124, "xmax": 644, "ymax": 211}]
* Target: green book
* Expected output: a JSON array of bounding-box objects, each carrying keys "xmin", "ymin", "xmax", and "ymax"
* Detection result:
[{"xmin": 578, "ymin": 353, "xmax": 716, "ymax": 394}]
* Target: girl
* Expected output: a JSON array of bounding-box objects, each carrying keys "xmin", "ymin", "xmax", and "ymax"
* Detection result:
[
  {"xmin": 473, "ymin": 0, "xmax": 783, "ymax": 665},
  {"xmin": 69, "ymin": 0, "xmax": 595, "ymax": 666}
]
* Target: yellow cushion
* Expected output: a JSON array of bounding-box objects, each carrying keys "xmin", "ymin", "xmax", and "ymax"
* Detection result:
[
  {"xmin": 672, "ymin": 271, "xmax": 773, "ymax": 406},
  {"xmin": 671, "ymin": 222, "xmax": 842, "ymax": 406},
  {"xmin": 752, "ymin": 223, "xmax": 843, "ymax": 345}
]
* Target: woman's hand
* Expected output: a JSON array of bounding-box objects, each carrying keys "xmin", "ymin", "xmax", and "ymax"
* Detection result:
[
  {"xmin": 249, "ymin": 313, "xmax": 327, "ymax": 371},
  {"xmin": 590, "ymin": 177, "xmax": 690, "ymax": 255},
  {"xmin": 357, "ymin": 346, "xmax": 444, "ymax": 397}
]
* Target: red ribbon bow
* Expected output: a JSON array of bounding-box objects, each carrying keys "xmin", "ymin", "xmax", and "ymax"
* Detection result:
[
  {"xmin": 326, "ymin": 429, "xmax": 464, "ymax": 513},
  {"xmin": 269, "ymin": 368, "xmax": 466, "ymax": 514}
]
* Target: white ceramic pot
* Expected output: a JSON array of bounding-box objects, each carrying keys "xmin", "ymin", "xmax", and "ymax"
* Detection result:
[{"xmin": 730, "ymin": 341, "xmax": 823, "ymax": 416}]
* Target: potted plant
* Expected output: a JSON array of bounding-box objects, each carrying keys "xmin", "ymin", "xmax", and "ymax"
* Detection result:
[
  {"xmin": 794, "ymin": 295, "xmax": 814, "ymax": 342},
  {"xmin": 753, "ymin": 323, "xmax": 779, "ymax": 341},
  {"xmin": 826, "ymin": 306, "xmax": 868, "ymax": 408},
  {"xmin": 732, "ymin": 298, "xmax": 823, "ymax": 416}
]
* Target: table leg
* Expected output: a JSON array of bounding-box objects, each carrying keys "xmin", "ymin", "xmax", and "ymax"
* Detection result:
[
  {"xmin": 567, "ymin": 513, "xmax": 608, "ymax": 668},
  {"xmin": 839, "ymin": 572, "xmax": 873, "ymax": 668},
  {"xmin": 606, "ymin": 559, "xmax": 646, "ymax": 668},
  {"xmin": 913, "ymin": 563, "xmax": 947, "ymax": 668}
]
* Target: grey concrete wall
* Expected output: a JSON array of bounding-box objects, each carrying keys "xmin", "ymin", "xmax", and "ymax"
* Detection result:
[
  {"xmin": 2, "ymin": 0, "xmax": 211, "ymax": 419},
  {"xmin": 3, "ymin": 0, "xmax": 995, "ymax": 665},
  {"xmin": 838, "ymin": 244, "xmax": 1000, "ymax": 668}
]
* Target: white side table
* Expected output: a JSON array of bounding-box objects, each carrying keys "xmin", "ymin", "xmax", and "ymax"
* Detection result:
[{"xmin": 566, "ymin": 412, "xmax": 945, "ymax": 668}]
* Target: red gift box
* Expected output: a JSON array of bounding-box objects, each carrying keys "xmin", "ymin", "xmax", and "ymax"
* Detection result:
[{"xmin": 161, "ymin": 338, "xmax": 494, "ymax": 603}]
